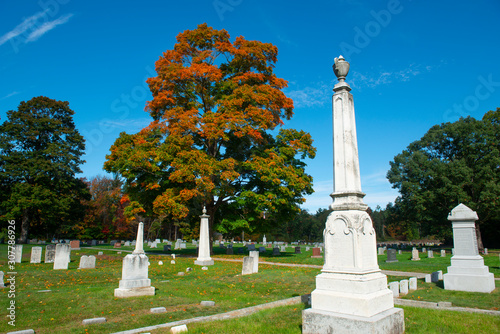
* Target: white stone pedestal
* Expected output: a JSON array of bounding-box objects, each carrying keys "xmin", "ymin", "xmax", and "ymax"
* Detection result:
[
  {"xmin": 443, "ymin": 204, "xmax": 495, "ymax": 293},
  {"xmin": 115, "ymin": 222, "xmax": 155, "ymax": 297},
  {"xmin": 195, "ymin": 207, "xmax": 214, "ymax": 266},
  {"xmin": 302, "ymin": 56, "xmax": 403, "ymax": 334}
]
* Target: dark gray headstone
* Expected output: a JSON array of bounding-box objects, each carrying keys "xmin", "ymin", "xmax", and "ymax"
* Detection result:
[
  {"xmin": 272, "ymin": 247, "xmax": 280, "ymax": 256},
  {"xmin": 386, "ymin": 249, "xmax": 398, "ymax": 263},
  {"xmin": 164, "ymin": 245, "xmax": 171, "ymax": 252},
  {"xmin": 247, "ymin": 244, "xmax": 256, "ymax": 251},
  {"xmin": 258, "ymin": 246, "xmax": 266, "ymax": 253},
  {"xmin": 91, "ymin": 240, "xmax": 97, "ymax": 246},
  {"xmin": 226, "ymin": 247, "xmax": 234, "ymax": 255},
  {"xmin": 295, "ymin": 246, "xmax": 301, "ymax": 254},
  {"xmin": 237, "ymin": 247, "xmax": 244, "ymax": 254}
]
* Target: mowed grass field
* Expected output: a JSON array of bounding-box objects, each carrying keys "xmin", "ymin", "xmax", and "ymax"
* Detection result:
[{"xmin": 0, "ymin": 243, "xmax": 498, "ymax": 333}]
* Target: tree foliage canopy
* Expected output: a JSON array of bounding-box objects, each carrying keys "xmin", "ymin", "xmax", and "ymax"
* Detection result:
[
  {"xmin": 104, "ymin": 24, "xmax": 316, "ymax": 239},
  {"xmin": 0, "ymin": 96, "xmax": 88, "ymax": 242},
  {"xmin": 387, "ymin": 108, "xmax": 500, "ymax": 247}
]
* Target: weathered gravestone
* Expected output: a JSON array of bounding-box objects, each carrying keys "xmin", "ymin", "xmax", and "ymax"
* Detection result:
[
  {"xmin": 241, "ymin": 256, "xmax": 254, "ymax": 275},
  {"xmin": 409, "ymin": 277, "xmax": 417, "ymax": 290},
  {"xmin": 249, "ymin": 250, "xmax": 259, "ymax": 273},
  {"xmin": 411, "ymin": 247, "xmax": 420, "ymax": 261},
  {"xmin": 79, "ymin": 255, "xmax": 96, "ymax": 269},
  {"xmin": 388, "ymin": 281, "xmax": 399, "ymax": 297},
  {"xmin": 294, "ymin": 246, "xmax": 301, "ymax": 254},
  {"xmin": 54, "ymin": 244, "xmax": 71, "ymax": 270},
  {"xmin": 258, "ymin": 246, "xmax": 266, "ymax": 253},
  {"xmin": 0, "ymin": 271, "xmax": 4, "ymax": 288},
  {"xmin": 443, "ymin": 204, "xmax": 495, "ymax": 293},
  {"xmin": 247, "ymin": 244, "xmax": 256, "ymax": 251},
  {"xmin": 124, "ymin": 241, "xmax": 130, "ymax": 247},
  {"xmin": 91, "ymin": 240, "xmax": 97, "ymax": 246},
  {"xmin": 164, "ymin": 245, "xmax": 171, "ymax": 252},
  {"xmin": 272, "ymin": 247, "xmax": 280, "ymax": 256},
  {"xmin": 30, "ymin": 246, "xmax": 42, "ymax": 263},
  {"xmin": 440, "ymin": 249, "xmax": 446, "ymax": 257},
  {"xmin": 15, "ymin": 244, "xmax": 23, "ymax": 263},
  {"xmin": 114, "ymin": 242, "xmax": 121, "ymax": 248},
  {"xmin": 399, "ymin": 280, "xmax": 409, "ymax": 295},
  {"xmin": 386, "ymin": 249, "xmax": 398, "ymax": 263},
  {"xmin": 427, "ymin": 250, "xmax": 434, "ymax": 258},
  {"xmin": 226, "ymin": 247, "xmax": 234, "ymax": 255},
  {"xmin": 45, "ymin": 245, "xmax": 56, "ymax": 263},
  {"xmin": 280, "ymin": 246, "xmax": 286, "ymax": 252},
  {"xmin": 70, "ymin": 240, "xmax": 80, "ymax": 250},
  {"xmin": 378, "ymin": 247, "xmax": 385, "ymax": 255}
]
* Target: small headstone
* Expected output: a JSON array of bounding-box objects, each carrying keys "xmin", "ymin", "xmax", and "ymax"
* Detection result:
[
  {"xmin": 0, "ymin": 271, "xmax": 4, "ymax": 288},
  {"xmin": 53, "ymin": 244, "xmax": 71, "ymax": 270},
  {"xmin": 237, "ymin": 247, "xmax": 244, "ymax": 254},
  {"xmin": 484, "ymin": 248, "xmax": 488, "ymax": 255},
  {"xmin": 98, "ymin": 251, "xmax": 103, "ymax": 255},
  {"xmin": 427, "ymin": 250, "xmax": 434, "ymax": 258},
  {"xmin": 311, "ymin": 247, "xmax": 321, "ymax": 258},
  {"xmin": 164, "ymin": 245, "xmax": 171, "ymax": 252},
  {"xmin": 155, "ymin": 238, "xmax": 161, "ymax": 244},
  {"xmin": 202, "ymin": 266, "xmax": 208, "ymax": 270},
  {"xmin": 305, "ymin": 247, "xmax": 310, "ymax": 251},
  {"xmin": 294, "ymin": 246, "xmax": 301, "ymax": 254},
  {"xmin": 249, "ymin": 250, "xmax": 259, "ymax": 273},
  {"xmin": 170, "ymin": 324, "xmax": 188, "ymax": 333},
  {"xmin": 422, "ymin": 247, "xmax": 426, "ymax": 253},
  {"xmin": 411, "ymin": 247, "xmax": 420, "ymax": 261},
  {"xmin": 70, "ymin": 240, "xmax": 80, "ymax": 250},
  {"xmin": 431, "ymin": 271, "xmax": 440, "ymax": 283},
  {"xmin": 158, "ymin": 261, "xmax": 163, "ymax": 265},
  {"xmin": 378, "ymin": 247, "xmax": 385, "ymax": 255},
  {"xmin": 242, "ymin": 256, "xmax": 254, "ymax": 275},
  {"xmin": 272, "ymin": 247, "xmax": 280, "ymax": 256},
  {"xmin": 186, "ymin": 267, "xmax": 193, "ymax": 272},
  {"xmin": 177, "ymin": 272, "xmax": 185, "ymax": 276},
  {"xmin": 247, "ymin": 244, "xmax": 256, "ymax": 251},
  {"xmin": 226, "ymin": 247, "xmax": 234, "ymax": 255},
  {"xmin": 117, "ymin": 251, "xmax": 122, "ymax": 254},
  {"xmin": 280, "ymin": 246, "xmax": 286, "ymax": 252},
  {"xmin": 171, "ymin": 260, "xmax": 176, "ymax": 264},
  {"xmin": 78, "ymin": 255, "xmax": 96, "ymax": 269},
  {"xmin": 124, "ymin": 241, "xmax": 130, "ymax": 247},
  {"xmin": 150, "ymin": 241, "xmax": 157, "ymax": 248},
  {"xmin": 388, "ymin": 281, "xmax": 399, "ymax": 297},
  {"xmin": 440, "ymin": 249, "xmax": 446, "ymax": 257},
  {"xmin": 437, "ymin": 270, "xmax": 443, "ymax": 280},
  {"xmin": 15, "ymin": 244, "xmax": 23, "ymax": 263},
  {"xmin": 398, "ymin": 250, "xmax": 402, "ymax": 255},
  {"xmin": 258, "ymin": 246, "xmax": 266, "ymax": 253},
  {"xmin": 30, "ymin": 246, "xmax": 42, "ymax": 263},
  {"xmin": 399, "ymin": 280, "xmax": 409, "ymax": 295},
  {"xmin": 180, "ymin": 242, "xmax": 186, "ymax": 249},
  {"xmin": 201, "ymin": 300, "xmax": 215, "ymax": 306},
  {"xmin": 114, "ymin": 242, "xmax": 122, "ymax": 248},
  {"xmin": 45, "ymin": 244, "xmax": 56, "ymax": 263},
  {"xmin": 150, "ymin": 307, "xmax": 167, "ymax": 313},
  {"xmin": 409, "ymin": 277, "xmax": 417, "ymax": 290},
  {"xmin": 425, "ymin": 274, "xmax": 431, "ymax": 283},
  {"xmin": 386, "ymin": 249, "xmax": 398, "ymax": 263},
  {"xmin": 91, "ymin": 240, "xmax": 97, "ymax": 246}
]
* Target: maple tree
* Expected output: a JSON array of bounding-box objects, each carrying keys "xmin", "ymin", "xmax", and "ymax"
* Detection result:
[
  {"xmin": 0, "ymin": 96, "xmax": 88, "ymax": 243},
  {"xmin": 105, "ymin": 24, "xmax": 316, "ymax": 246}
]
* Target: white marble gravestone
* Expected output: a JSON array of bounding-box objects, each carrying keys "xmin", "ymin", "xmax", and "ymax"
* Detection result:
[
  {"xmin": 440, "ymin": 249, "xmax": 446, "ymax": 257},
  {"xmin": 15, "ymin": 244, "xmax": 23, "ymax": 263},
  {"xmin": 241, "ymin": 256, "xmax": 254, "ymax": 275},
  {"xmin": 114, "ymin": 222, "xmax": 155, "ymax": 297},
  {"xmin": 302, "ymin": 56, "xmax": 403, "ymax": 334},
  {"xmin": 78, "ymin": 255, "xmax": 96, "ymax": 269},
  {"xmin": 262, "ymin": 235, "xmax": 267, "ymax": 245},
  {"xmin": 53, "ymin": 244, "xmax": 71, "ymax": 270},
  {"xmin": 30, "ymin": 246, "xmax": 42, "ymax": 263},
  {"xmin": 443, "ymin": 204, "xmax": 495, "ymax": 293},
  {"xmin": 409, "ymin": 277, "xmax": 417, "ymax": 291},
  {"xmin": 195, "ymin": 207, "xmax": 214, "ymax": 266},
  {"xmin": 411, "ymin": 247, "xmax": 420, "ymax": 261},
  {"xmin": 0, "ymin": 271, "xmax": 4, "ymax": 288}
]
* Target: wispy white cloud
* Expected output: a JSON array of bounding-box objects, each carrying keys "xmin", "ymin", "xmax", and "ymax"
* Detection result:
[
  {"xmin": 286, "ymin": 82, "xmax": 332, "ymax": 109},
  {"xmin": 350, "ymin": 64, "xmax": 432, "ymax": 89},
  {"xmin": 0, "ymin": 91, "xmax": 20, "ymax": 100},
  {"xmin": 0, "ymin": 10, "xmax": 73, "ymax": 47},
  {"xmin": 26, "ymin": 14, "xmax": 73, "ymax": 43},
  {"xmin": 92, "ymin": 118, "xmax": 152, "ymax": 131}
]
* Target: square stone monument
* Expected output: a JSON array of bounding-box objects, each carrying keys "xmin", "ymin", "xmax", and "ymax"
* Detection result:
[
  {"xmin": 443, "ymin": 204, "xmax": 495, "ymax": 293},
  {"xmin": 195, "ymin": 207, "xmax": 214, "ymax": 266},
  {"xmin": 302, "ymin": 56, "xmax": 404, "ymax": 334},
  {"xmin": 114, "ymin": 222, "xmax": 155, "ymax": 297}
]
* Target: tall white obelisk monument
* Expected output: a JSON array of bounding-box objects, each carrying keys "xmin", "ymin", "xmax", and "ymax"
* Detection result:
[
  {"xmin": 302, "ymin": 56, "xmax": 404, "ymax": 333},
  {"xmin": 195, "ymin": 207, "xmax": 214, "ymax": 266}
]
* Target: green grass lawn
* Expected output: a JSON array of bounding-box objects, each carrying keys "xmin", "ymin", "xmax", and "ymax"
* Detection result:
[{"xmin": 1, "ymin": 244, "xmax": 498, "ymax": 333}]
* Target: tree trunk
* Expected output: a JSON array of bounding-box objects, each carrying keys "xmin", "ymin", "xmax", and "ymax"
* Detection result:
[
  {"xmin": 476, "ymin": 223, "xmax": 484, "ymax": 253},
  {"xmin": 19, "ymin": 209, "xmax": 30, "ymax": 244}
]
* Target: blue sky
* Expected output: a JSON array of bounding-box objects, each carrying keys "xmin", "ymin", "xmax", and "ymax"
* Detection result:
[{"xmin": 1, "ymin": 0, "xmax": 499, "ymax": 213}]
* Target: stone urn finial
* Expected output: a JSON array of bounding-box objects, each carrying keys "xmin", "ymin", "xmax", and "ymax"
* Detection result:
[
  {"xmin": 202, "ymin": 206, "xmax": 207, "ymax": 215},
  {"xmin": 333, "ymin": 55, "xmax": 350, "ymax": 82}
]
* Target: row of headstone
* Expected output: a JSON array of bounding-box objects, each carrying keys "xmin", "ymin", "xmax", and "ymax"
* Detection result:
[
  {"xmin": 388, "ymin": 277, "xmax": 417, "ymax": 297},
  {"xmin": 425, "ymin": 270, "xmax": 443, "ymax": 283}
]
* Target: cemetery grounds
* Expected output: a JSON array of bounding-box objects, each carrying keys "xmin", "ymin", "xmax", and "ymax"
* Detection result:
[{"xmin": 0, "ymin": 243, "xmax": 499, "ymax": 333}]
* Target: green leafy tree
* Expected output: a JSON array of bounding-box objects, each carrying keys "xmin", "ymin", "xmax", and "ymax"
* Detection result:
[
  {"xmin": 387, "ymin": 108, "xmax": 500, "ymax": 248},
  {"xmin": 0, "ymin": 96, "xmax": 88, "ymax": 243},
  {"xmin": 104, "ymin": 24, "xmax": 316, "ymax": 248}
]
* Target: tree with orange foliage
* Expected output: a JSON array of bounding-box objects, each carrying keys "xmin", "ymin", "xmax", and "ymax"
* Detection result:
[{"xmin": 104, "ymin": 24, "xmax": 315, "ymax": 247}]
